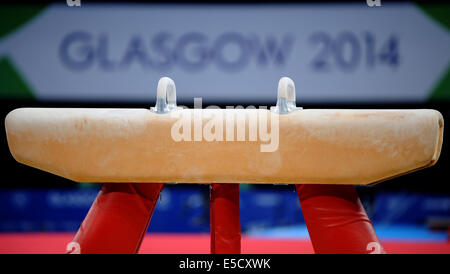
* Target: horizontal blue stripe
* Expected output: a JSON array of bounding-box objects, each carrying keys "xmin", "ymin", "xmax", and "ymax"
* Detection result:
[{"xmin": 248, "ymin": 225, "xmax": 449, "ymax": 242}]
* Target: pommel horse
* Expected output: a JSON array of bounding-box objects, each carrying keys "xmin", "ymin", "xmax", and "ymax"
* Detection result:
[{"xmin": 4, "ymin": 77, "xmax": 444, "ymax": 254}]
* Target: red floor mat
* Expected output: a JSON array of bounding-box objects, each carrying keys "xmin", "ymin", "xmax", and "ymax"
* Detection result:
[{"xmin": 0, "ymin": 233, "xmax": 448, "ymax": 254}]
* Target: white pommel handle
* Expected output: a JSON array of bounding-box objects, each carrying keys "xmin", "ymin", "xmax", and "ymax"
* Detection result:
[
  {"xmin": 157, "ymin": 77, "xmax": 176, "ymax": 102},
  {"xmin": 154, "ymin": 77, "xmax": 177, "ymax": 113},
  {"xmin": 278, "ymin": 76, "xmax": 295, "ymax": 102},
  {"xmin": 273, "ymin": 76, "xmax": 298, "ymax": 114}
]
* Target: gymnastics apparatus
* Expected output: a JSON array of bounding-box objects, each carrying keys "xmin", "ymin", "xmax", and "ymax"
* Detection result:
[{"xmin": 5, "ymin": 77, "xmax": 443, "ymax": 254}]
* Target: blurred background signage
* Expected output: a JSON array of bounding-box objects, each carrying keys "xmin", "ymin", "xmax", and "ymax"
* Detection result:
[{"xmin": 0, "ymin": 2, "xmax": 449, "ymax": 103}]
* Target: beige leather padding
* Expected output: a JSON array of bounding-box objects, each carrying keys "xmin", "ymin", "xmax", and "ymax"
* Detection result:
[{"xmin": 5, "ymin": 108, "xmax": 443, "ymax": 185}]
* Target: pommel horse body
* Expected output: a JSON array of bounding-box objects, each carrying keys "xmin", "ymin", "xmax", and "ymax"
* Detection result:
[{"xmin": 4, "ymin": 77, "xmax": 444, "ymax": 254}]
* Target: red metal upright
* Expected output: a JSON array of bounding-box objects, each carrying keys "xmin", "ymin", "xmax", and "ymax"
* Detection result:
[
  {"xmin": 210, "ymin": 183, "xmax": 241, "ymax": 254},
  {"xmin": 296, "ymin": 184, "xmax": 385, "ymax": 254},
  {"xmin": 67, "ymin": 183, "xmax": 164, "ymax": 254}
]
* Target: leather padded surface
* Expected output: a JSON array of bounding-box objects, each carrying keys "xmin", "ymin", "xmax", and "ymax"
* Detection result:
[{"xmin": 5, "ymin": 108, "xmax": 443, "ymax": 185}]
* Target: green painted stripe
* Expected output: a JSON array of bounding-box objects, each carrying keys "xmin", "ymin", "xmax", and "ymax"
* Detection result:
[
  {"xmin": 415, "ymin": 4, "xmax": 450, "ymax": 101},
  {"xmin": 416, "ymin": 3, "xmax": 450, "ymax": 31},
  {"xmin": 0, "ymin": 57, "xmax": 35, "ymax": 99},
  {"xmin": 429, "ymin": 64, "xmax": 450, "ymax": 101},
  {"xmin": 0, "ymin": 5, "xmax": 47, "ymax": 39}
]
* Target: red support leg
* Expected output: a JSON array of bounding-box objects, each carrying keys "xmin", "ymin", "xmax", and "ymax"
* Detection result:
[
  {"xmin": 210, "ymin": 183, "xmax": 241, "ymax": 254},
  {"xmin": 296, "ymin": 184, "xmax": 385, "ymax": 254},
  {"xmin": 66, "ymin": 183, "xmax": 164, "ymax": 254}
]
